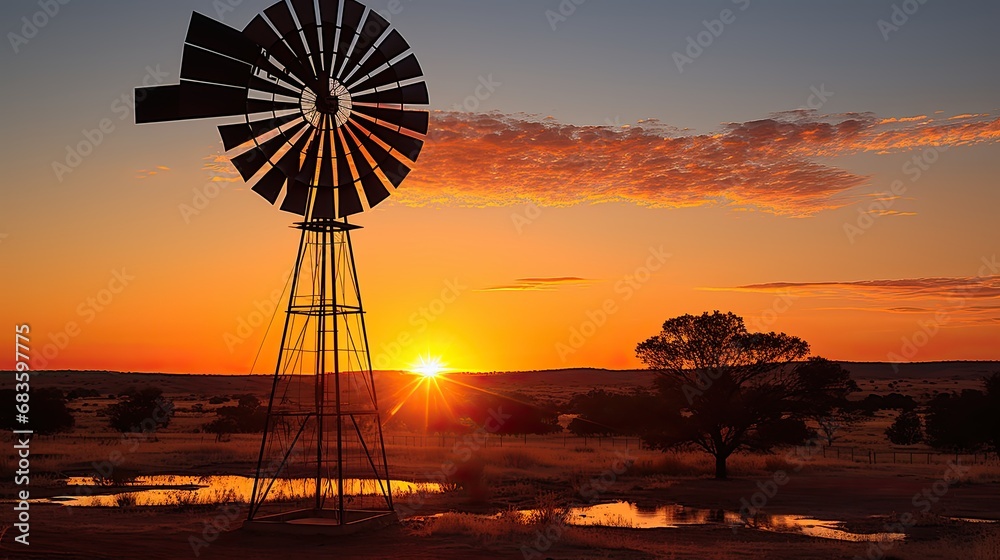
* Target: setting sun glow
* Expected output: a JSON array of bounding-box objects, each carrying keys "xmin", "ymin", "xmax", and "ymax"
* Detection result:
[{"xmin": 412, "ymin": 357, "xmax": 446, "ymax": 378}]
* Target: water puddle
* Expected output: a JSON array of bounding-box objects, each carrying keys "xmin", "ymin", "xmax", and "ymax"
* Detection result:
[
  {"xmin": 40, "ymin": 475, "xmax": 443, "ymax": 507},
  {"xmin": 517, "ymin": 501, "xmax": 907, "ymax": 543}
]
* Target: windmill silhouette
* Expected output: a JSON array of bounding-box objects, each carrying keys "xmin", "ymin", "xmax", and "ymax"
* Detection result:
[{"xmin": 136, "ymin": 0, "xmax": 428, "ymax": 533}]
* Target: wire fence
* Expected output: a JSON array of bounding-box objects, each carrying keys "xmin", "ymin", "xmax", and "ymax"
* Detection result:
[{"xmin": 21, "ymin": 432, "xmax": 1000, "ymax": 466}]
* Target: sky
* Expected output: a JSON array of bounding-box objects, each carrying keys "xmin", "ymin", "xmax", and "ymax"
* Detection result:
[{"xmin": 1, "ymin": 0, "xmax": 998, "ymax": 374}]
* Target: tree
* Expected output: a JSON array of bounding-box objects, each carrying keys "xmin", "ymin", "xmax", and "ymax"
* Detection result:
[
  {"xmin": 636, "ymin": 311, "xmax": 854, "ymax": 479},
  {"xmin": 566, "ymin": 389, "xmax": 660, "ymax": 437},
  {"xmin": 460, "ymin": 393, "xmax": 561, "ymax": 436},
  {"xmin": 885, "ymin": 410, "xmax": 923, "ymax": 445},
  {"xmin": 105, "ymin": 387, "xmax": 174, "ymax": 434},
  {"xmin": 203, "ymin": 395, "xmax": 266, "ymax": 440},
  {"xmin": 924, "ymin": 374, "xmax": 1000, "ymax": 455},
  {"xmin": 984, "ymin": 373, "xmax": 1000, "ymax": 456},
  {"xmin": 795, "ymin": 358, "xmax": 861, "ymax": 444},
  {"xmin": 0, "ymin": 388, "xmax": 74, "ymax": 435}
]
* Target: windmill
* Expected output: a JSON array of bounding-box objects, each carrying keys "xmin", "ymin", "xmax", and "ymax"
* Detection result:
[{"xmin": 135, "ymin": 0, "xmax": 428, "ymax": 533}]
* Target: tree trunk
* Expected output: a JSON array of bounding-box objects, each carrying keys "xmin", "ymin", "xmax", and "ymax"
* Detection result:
[{"xmin": 714, "ymin": 453, "xmax": 728, "ymax": 480}]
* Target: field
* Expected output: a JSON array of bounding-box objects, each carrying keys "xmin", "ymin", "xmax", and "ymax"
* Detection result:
[{"xmin": 2, "ymin": 363, "xmax": 999, "ymax": 559}]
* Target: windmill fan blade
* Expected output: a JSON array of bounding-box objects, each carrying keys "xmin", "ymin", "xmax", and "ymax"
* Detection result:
[
  {"xmin": 181, "ymin": 44, "xmax": 253, "ymax": 88},
  {"xmin": 353, "ymin": 81, "xmax": 429, "ymax": 105},
  {"xmin": 243, "ymin": 14, "xmax": 315, "ymax": 88},
  {"xmin": 289, "ymin": 0, "xmax": 324, "ymax": 74},
  {"xmin": 348, "ymin": 54, "xmax": 423, "ymax": 94},
  {"xmin": 380, "ymin": 154, "xmax": 413, "ymax": 188},
  {"xmin": 372, "ymin": 30, "xmax": 410, "ymax": 68},
  {"xmin": 352, "ymin": 105, "xmax": 429, "ymax": 135},
  {"xmin": 249, "ymin": 75, "xmax": 302, "ymax": 99},
  {"xmin": 273, "ymin": 128, "xmax": 314, "ymax": 176},
  {"xmin": 296, "ymin": 132, "xmax": 322, "ymax": 185},
  {"xmin": 136, "ymin": 82, "xmax": 248, "ymax": 123},
  {"xmin": 245, "ymin": 99, "xmax": 302, "ymax": 114},
  {"xmin": 231, "ymin": 121, "xmax": 307, "ymax": 180},
  {"xmin": 185, "ymin": 12, "xmax": 261, "ymax": 65},
  {"xmin": 333, "ymin": 129, "xmax": 355, "ymax": 187},
  {"xmin": 342, "ymin": 124, "xmax": 394, "ymax": 207},
  {"xmin": 312, "ymin": 187, "xmax": 335, "ymax": 220},
  {"xmin": 333, "ymin": 0, "xmax": 367, "ymax": 77},
  {"xmin": 338, "ymin": 10, "xmax": 391, "ymax": 82},
  {"xmin": 218, "ymin": 113, "xmax": 303, "ymax": 152},
  {"xmin": 350, "ymin": 117, "xmax": 424, "ymax": 162},
  {"xmin": 254, "ymin": 56, "xmax": 305, "ymax": 91},
  {"xmin": 251, "ymin": 165, "xmax": 289, "ymax": 204},
  {"xmin": 346, "ymin": 29, "xmax": 411, "ymax": 87},
  {"xmin": 263, "ymin": 2, "xmax": 313, "ymax": 79},
  {"xmin": 344, "ymin": 49, "xmax": 389, "ymax": 89},
  {"xmin": 318, "ymin": 0, "xmax": 343, "ymax": 75},
  {"xmin": 358, "ymin": 168, "xmax": 392, "ymax": 209},
  {"xmin": 318, "ymin": 127, "xmax": 335, "ymax": 187},
  {"xmin": 280, "ymin": 180, "xmax": 310, "ymax": 215}
]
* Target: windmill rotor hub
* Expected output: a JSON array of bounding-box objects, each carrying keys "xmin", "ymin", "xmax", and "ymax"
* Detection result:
[{"xmin": 301, "ymin": 79, "xmax": 353, "ymax": 129}]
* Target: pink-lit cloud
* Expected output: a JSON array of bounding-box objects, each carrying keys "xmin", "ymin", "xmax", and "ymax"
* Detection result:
[
  {"xmin": 479, "ymin": 277, "xmax": 595, "ymax": 292},
  {"xmin": 393, "ymin": 110, "xmax": 1000, "ymax": 215}
]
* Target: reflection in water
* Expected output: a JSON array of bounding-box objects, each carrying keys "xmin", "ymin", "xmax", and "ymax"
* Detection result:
[
  {"xmin": 44, "ymin": 476, "xmax": 442, "ymax": 507},
  {"xmin": 522, "ymin": 501, "xmax": 907, "ymax": 543}
]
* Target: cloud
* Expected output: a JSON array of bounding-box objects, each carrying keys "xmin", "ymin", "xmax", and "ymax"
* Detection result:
[
  {"xmin": 203, "ymin": 154, "xmax": 242, "ymax": 182},
  {"xmin": 731, "ymin": 277, "xmax": 1000, "ymax": 301},
  {"xmin": 135, "ymin": 166, "xmax": 170, "ymax": 180},
  {"xmin": 393, "ymin": 110, "xmax": 1000, "ymax": 216},
  {"xmin": 479, "ymin": 277, "xmax": 595, "ymax": 292},
  {"xmin": 714, "ymin": 275, "xmax": 1000, "ymax": 326}
]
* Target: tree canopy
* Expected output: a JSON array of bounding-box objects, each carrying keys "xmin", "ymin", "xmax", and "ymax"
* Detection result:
[
  {"xmin": 635, "ymin": 311, "xmax": 856, "ymax": 479},
  {"xmin": 105, "ymin": 387, "xmax": 174, "ymax": 434}
]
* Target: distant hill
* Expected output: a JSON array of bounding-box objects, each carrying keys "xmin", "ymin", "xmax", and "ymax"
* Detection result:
[{"xmin": 8, "ymin": 362, "xmax": 996, "ymax": 400}]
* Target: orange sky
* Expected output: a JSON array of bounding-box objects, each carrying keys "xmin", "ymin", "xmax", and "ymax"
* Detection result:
[{"xmin": 2, "ymin": 1, "xmax": 999, "ymax": 375}]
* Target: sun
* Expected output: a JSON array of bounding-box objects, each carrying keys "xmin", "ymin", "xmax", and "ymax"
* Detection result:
[{"xmin": 412, "ymin": 356, "xmax": 446, "ymax": 378}]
